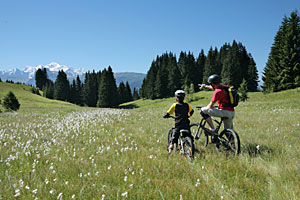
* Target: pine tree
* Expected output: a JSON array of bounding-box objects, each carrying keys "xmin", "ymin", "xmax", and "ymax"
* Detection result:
[
  {"xmin": 239, "ymin": 78, "xmax": 249, "ymax": 101},
  {"xmin": 97, "ymin": 67, "xmax": 119, "ymax": 107},
  {"xmin": 43, "ymin": 80, "xmax": 54, "ymax": 99},
  {"xmin": 154, "ymin": 54, "xmax": 169, "ymax": 99},
  {"xmin": 83, "ymin": 71, "xmax": 98, "ymax": 107},
  {"xmin": 195, "ymin": 49, "xmax": 206, "ymax": 90},
  {"xmin": 133, "ymin": 87, "xmax": 139, "ymax": 100},
  {"xmin": 3, "ymin": 91, "xmax": 20, "ymax": 111},
  {"xmin": 203, "ymin": 47, "xmax": 219, "ymax": 84},
  {"xmin": 167, "ymin": 53, "xmax": 182, "ymax": 96},
  {"xmin": 140, "ymin": 61, "xmax": 158, "ymax": 99},
  {"xmin": 75, "ymin": 75, "xmax": 84, "ymax": 105},
  {"xmin": 118, "ymin": 82, "xmax": 127, "ymax": 104},
  {"xmin": 69, "ymin": 79, "xmax": 77, "ymax": 104},
  {"xmin": 54, "ymin": 70, "xmax": 70, "ymax": 101},
  {"xmin": 125, "ymin": 81, "xmax": 133, "ymax": 102},
  {"xmin": 97, "ymin": 69, "xmax": 110, "ymax": 107},
  {"xmin": 247, "ymin": 56, "xmax": 259, "ymax": 91},
  {"xmin": 263, "ymin": 10, "xmax": 300, "ymax": 92},
  {"xmin": 35, "ymin": 68, "xmax": 48, "ymax": 90}
]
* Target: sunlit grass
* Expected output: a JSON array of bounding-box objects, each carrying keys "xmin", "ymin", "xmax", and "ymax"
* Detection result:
[{"xmin": 1, "ymin": 83, "xmax": 300, "ymax": 199}]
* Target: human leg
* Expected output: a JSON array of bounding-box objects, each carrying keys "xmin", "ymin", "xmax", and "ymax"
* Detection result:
[
  {"xmin": 201, "ymin": 107, "xmax": 234, "ymax": 129},
  {"xmin": 169, "ymin": 127, "xmax": 180, "ymax": 153},
  {"xmin": 200, "ymin": 108, "xmax": 215, "ymax": 129}
]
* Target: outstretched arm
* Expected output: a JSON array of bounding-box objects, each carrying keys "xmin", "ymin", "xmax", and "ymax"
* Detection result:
[{"xmin": 198, "ymin": 84, "xmax": 214, "ymax": 91}]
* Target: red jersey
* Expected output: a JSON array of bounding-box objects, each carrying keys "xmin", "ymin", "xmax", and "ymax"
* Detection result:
[{"xmin": 211, "ymin": 85, "xmax": 234, "ymax": 111}]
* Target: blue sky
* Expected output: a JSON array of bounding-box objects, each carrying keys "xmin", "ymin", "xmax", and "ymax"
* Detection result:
[{"xmin": 0, "ymin": 0, "xmax": 299, "ymax": 79}]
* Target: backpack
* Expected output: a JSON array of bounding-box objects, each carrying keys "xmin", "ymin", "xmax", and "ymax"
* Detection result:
[{"xmin": 221, "ymin": 86, "xmax": 239, "ymax": 107}]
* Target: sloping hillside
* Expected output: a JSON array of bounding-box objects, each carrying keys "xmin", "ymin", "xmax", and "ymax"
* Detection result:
[{"xmin": 0, "ymin": 82, "xmax": 78, "ymax": 112}]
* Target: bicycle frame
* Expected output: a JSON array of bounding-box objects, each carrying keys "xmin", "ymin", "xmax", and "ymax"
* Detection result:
[{"xmin": 195, "ymin": 115, "xmax": 224, "ymax": 139}]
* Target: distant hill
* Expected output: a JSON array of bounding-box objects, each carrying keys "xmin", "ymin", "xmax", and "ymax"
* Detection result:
[
  {"xmin": 114, "ymin": 72, "xmax": 146, "ymax": 89},
  {"xmin": 0, "ymin": 62, "xmax": 146, "ymax": 90}
]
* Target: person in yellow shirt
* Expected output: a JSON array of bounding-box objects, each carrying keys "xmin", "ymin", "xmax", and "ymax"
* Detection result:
[{"xmin": 163, "ymin": 90, "xmax": 194, "ymax": 153}]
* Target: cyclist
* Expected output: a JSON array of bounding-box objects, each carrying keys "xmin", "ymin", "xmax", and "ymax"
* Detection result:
[
  {"xmin": 163, "ymin": 90, "xmax": 194, "ymax": 153},
  {"xmin": 198, "ymin": 74, "xmax": 235, "ymax": 132}
]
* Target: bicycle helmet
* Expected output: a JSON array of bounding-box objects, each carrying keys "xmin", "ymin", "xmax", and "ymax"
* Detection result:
[
  {"xmin": 175, "ymin": 90, "xmax": 185, "ymax": 99},
  {"xmin": 208, "ymin": 74, "xmax": 221, "ymax": 85}
]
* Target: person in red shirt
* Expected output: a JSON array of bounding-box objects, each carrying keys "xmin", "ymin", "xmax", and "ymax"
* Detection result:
[{"xmin": 199, "ymin": 74, "xmax": 235, "ymax": 131}]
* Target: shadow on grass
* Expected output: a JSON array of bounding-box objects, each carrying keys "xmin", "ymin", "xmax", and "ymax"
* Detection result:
[
  {"xmin": 243, "ymin": 143, "xmax": 275, "ymax": 157},
  {"xmin": 119, "ymin": 104, "xmax": 139, "ymax": 109}
]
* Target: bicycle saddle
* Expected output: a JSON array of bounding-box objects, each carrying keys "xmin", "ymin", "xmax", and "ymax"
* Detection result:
[{"xmin": 180, "ymin": 129, "xmax": 190, "ymax": 134}]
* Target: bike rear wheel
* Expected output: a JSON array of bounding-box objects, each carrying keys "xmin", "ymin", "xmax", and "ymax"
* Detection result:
[
  {"xmin": 218, "ymin": 129, "xmax": 240, "ymax": 155},
  {"xmin": 190, "ymin": 123, "xmax": 208, "ymax": 147},
  {"xmin": 182, "ymin": 137, "xmax": 195, "ymax": 161}
]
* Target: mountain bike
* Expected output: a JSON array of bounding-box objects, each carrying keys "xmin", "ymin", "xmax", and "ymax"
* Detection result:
[
  {"xmin": 166, "ymin": 116, "xmax": 195, "ymax": 161},
  {"xmin": 190, "ymin": 106, "xmax": 241, "ymax": 155}
]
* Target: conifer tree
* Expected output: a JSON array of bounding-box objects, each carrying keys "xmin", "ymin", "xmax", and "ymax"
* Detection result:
[
  {"xmin": 195, "ymin": 49, "xmax": 206, "ymax": 89},
  {"xmin": 54, "ymin": 70, "xmax": 70, "ymax": 101},
  {"xmin": 247, "ymin": 57, "xmax": 259, "ymax": 91},
  {"xmin": 133, "ymin": 87, "xmax": 139, "ymax": 100},
  {"xmin": 35, "ymin": 68, "xmax": 48, "ymax": 90},
  {"xmin": 154, "ymin": 54, "xmax": 169, "ymax": 98},
  {"xmin": 97, "ymin": 69, "xmax": 110, "ymax": 107},
  {"xmin": 43, "ymin": 80, "xmax": 54, "ymax": 99},
  {"xmin": 97, "ymin": 67, "xmax": 119, "ymax": 107},
  {"xmin": 75, "ymin": 75, "xmax": 84, "ymax": 105},
  {"xmin": 118, "ymin": 82, "xmax": 127, "ymax": 104},
  {"xmin": 140, "ymin": 60, "xmax": 158, "ymax": 99},
  {"xmin": 69, "ymin": 79, "xmax": 77, "ymax": 104},
  {"xmin": 239, "ymin": 78, "xmax": 249, "ymax": 101},
  {"xmin": 263, "ymin": 10, "xmax": 300, "ymax": 92},
  {"xmin": 203, "ymin": 47, "xmax": 219, "ymax": 84},
  {"xmin": 167, "ymin": 53, "xmax": 181, "ymax": 96},
  {"xmin": 125, "ymin": 81, "xmax": 133, "ymax": 102},
  {"xmin": 83, "ymin": 71, "xmax": 98, "ymax": 107},
  {"xmin": 3, "ymin": 91, "xmax": 20, "ymax": 111}
]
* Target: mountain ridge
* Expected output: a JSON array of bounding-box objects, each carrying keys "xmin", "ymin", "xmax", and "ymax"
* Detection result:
[{"xmin": 0, "ymin": 62, "xmax": 146, "ymax": 89}]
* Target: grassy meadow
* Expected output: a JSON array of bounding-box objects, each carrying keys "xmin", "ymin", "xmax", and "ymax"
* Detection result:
[{"xmin": 0, "ymin": 82, "xmax": 300, "ymax": 199}]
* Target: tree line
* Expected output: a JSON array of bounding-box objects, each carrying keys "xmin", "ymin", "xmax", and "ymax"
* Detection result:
[
  {"xmin": 140, "ymin": 40, "xmax": 259, "ymax": 99},
  {"xmin": 262, "ymin": 10, "xmax": 300, "ymax": 92},
  {"xmin": 36, "ymin": 66, "xmax": 140, "ymax": 107}
]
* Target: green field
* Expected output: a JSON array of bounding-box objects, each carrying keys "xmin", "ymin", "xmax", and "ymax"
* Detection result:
[{"xmin": 0, "ymin": 82, "xmax": 300, "ymax": 199}]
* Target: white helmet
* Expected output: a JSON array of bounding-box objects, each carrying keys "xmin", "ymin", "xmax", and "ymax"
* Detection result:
[{"xmin": 175, "ymin": 90, "xmax": 185, "ymax": 99}]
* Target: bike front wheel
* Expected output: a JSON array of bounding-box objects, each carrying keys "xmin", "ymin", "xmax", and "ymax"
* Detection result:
[
  {"xmin": 167, "ymin": 128, "xmax": 173, "ymax": 151},
  {"xmin": 182, "ymin": 137, "xmax": 195, "ymax": 161},
  {"xmin": 218, "ymin": 129, "xmax": 240, "ymax": 155},
  {"xmin": 190, "ymin": 123, "xmax": 208, "ymax": 147}
]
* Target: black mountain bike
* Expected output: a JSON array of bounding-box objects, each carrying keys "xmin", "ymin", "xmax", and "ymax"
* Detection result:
[
  {"xmin": 190, "ymin": 106, "xmax": 241, "ymax": 155},
  {"xmin": 166, "ymin": 116, "xmax": 195, "ymax": 161}
]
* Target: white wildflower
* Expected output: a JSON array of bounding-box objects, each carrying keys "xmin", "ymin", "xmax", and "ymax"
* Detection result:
[
  {"xmin": 57, "ymin": 192, "xmax": 63, "ymax": 200},
  {"xmin": 121, "ymin": 191, "xmax": 128, "ymax": 197},
  {"xmin": 256, "ymin": 145, "xmax": 260, "ymax": 151}
]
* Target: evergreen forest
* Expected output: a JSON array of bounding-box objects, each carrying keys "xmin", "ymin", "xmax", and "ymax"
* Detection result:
[
  {"xmin": 140, "ymin": 41, "xmax": 259, "ymax": 99},
  {"xmin": 36, "ymin": 66, "xmax": 137, "ymax": 108}
]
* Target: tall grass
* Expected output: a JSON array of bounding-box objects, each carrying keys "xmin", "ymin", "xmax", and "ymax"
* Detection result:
[{"xmin": 0, "ymin": 84, "xmax": 300, "ymax": 199}]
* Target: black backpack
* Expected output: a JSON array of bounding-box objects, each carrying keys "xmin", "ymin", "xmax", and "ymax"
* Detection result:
[{"xmin": 222, "ymin": 86, "xmax": 239, "ymax": 107}]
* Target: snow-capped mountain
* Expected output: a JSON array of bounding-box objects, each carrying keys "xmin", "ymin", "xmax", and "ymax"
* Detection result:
[
  {"xmin": 0, "ymin": 62, "xmax": 146, "ymax": 89},
  {"xmin": 0, "ymin": 62, "xmax": 86, "ymax": 85}
]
